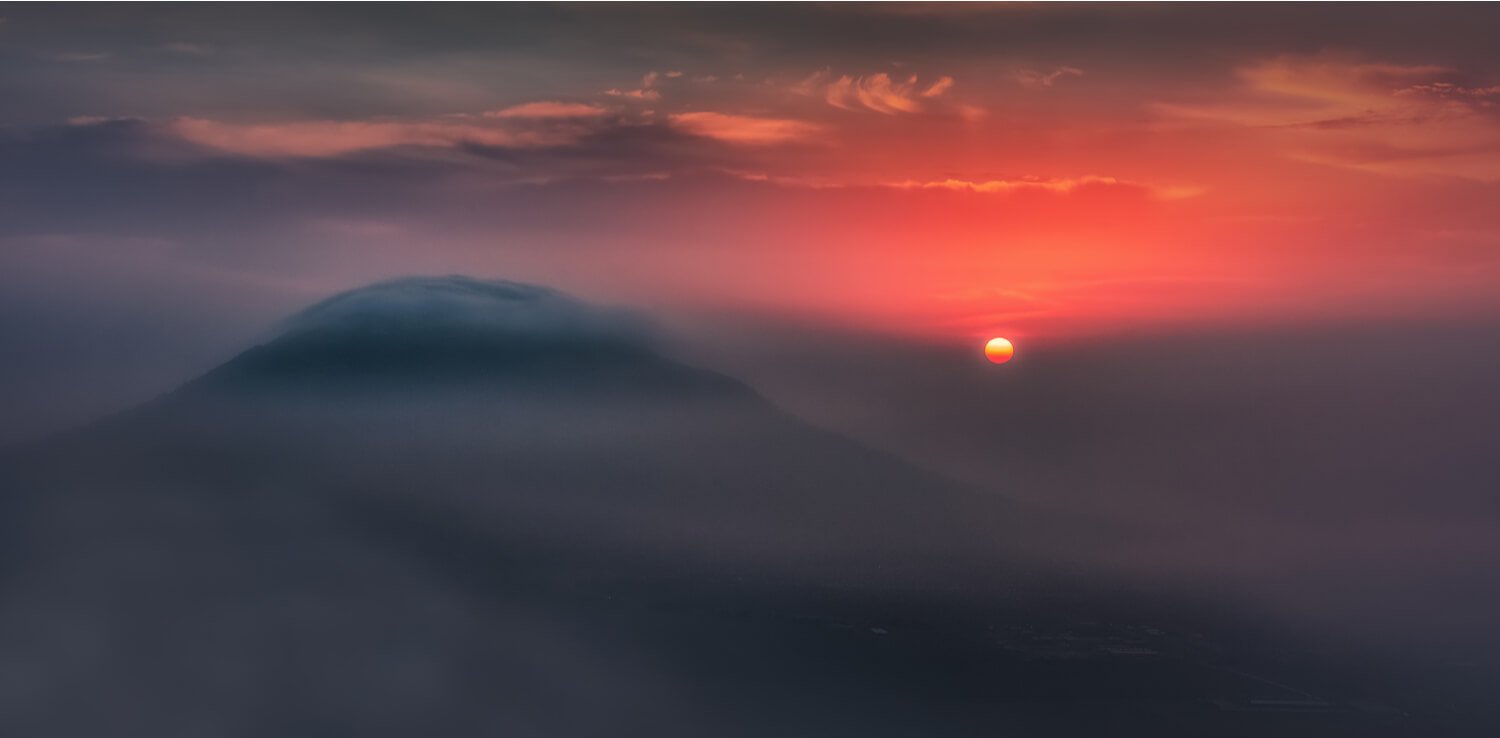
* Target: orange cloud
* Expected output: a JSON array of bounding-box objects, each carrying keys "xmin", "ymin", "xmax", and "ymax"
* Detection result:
[
  {"xmin": 486, "ymin": 101, "xmax": 607, "ymax": 119},
  {"xmin": 603, "ymin": 70, "xmax": 674, "ymax": 102},
  {"xmin": 921, "ymin": 76, "xmax": 955, "ymax": 98},
  {"xmin": 668, "ymin": 112, "xmax": 822, "ymax": 145},
  {"xmin": 1156, "ymin": 53, "xmax": 1500, "ymax": 181},
  {"xmin": 821, "ymin": 72, "xmax": 953, "ymax": 114},
  {"xmin": 1237, "ymin": 56, "xmax": 1450, "ymax": 104},
  {"xmin": 713, "ymin": 169, "xmax": 1201, "ymax": 200},
  {"xmin": 886, "ymin": 176, "xmax": 1203, "ymax": 200},
  {"xmin": 604, "ymin": 88, "xmax": 661, "ymax": 101},
  {"xmin": 955, "ymin": 103, "xmax": 988, "ymax": 122},
  {"xmin": 1395, "ymin": 82, "xmax": 1500, "ymax": 99}
]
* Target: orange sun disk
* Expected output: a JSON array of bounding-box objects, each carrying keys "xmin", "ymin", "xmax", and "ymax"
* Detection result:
[{"xmin": 985, "ymin": 337, "xmax": 1015, "ymax": 364}]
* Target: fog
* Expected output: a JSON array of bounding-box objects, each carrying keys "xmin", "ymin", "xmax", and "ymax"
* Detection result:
[
  {"xmin": 0, "ymin": 278, "xmax": 1039, "ymax": 735},
  {"xmin": 677, "ymin": 314, "xmax": 1500, "ymax": 665},
  {"xmin": 2, "ymin": 277, "xmax": 1497, "ymax": 735}
]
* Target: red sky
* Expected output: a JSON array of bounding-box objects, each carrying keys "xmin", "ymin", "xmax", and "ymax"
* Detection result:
[{"xmin": 3, "ymin": 5, "xmax": 1500, "ymax": 344}]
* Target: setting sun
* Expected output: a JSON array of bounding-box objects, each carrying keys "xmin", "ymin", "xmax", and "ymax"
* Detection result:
[{"xmin": 984, "ymin": 337, "xmax": 1015, "ymax": 364}]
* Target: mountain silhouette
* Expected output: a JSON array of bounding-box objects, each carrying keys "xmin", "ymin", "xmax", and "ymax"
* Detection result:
[
  {"xmin": 65, "ymin": 276, "xmax": 1000, "ymax": 576},
  {"xmin": 0, "ymin": 277, "xmax": 1440, "ymax": 737},
  {"xmin": 0, "ymin": 277, "xmax": 1014, "ymax": 737},
  {"xmin": 188, "ymin": 276, "xmax": 738, "ymax": 397}
]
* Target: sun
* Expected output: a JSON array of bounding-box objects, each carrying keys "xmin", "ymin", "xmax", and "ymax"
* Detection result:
[{"xmin": 984, "ymin": 337, "xmax": 1015, "ymax": 364}]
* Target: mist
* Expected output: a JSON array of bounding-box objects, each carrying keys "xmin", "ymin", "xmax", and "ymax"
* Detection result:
[
  {"xmin": 6, "ymin": 4, "xmax": 1500, "ymax": 735},
  {"xmin": 676, "ymin": 314, "xmax": 1500, "ymax": 668},
  {"xmin": 1, "ymin": 278, "xmax": 1494, "ymax": 735}
]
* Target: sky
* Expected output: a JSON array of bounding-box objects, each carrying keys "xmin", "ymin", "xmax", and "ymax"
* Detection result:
[{"xmin": 3, "ymin": 3, "xmax": 1500, "ymax": 437}]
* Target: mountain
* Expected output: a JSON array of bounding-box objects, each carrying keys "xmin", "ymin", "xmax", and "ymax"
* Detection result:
[
  {"xmin": 0, "ymin": 277, "xmax": 999, "ymax": 736},
  {"xmin": 0, "ymin": 277, "xmax": 1453, "ymax": 737},
  {"xmin": 58, "ymin": 276, "xmax": 1003, "ymax": 578}
]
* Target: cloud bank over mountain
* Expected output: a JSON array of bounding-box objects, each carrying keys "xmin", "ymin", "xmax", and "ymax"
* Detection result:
[{"xmin": 276, "ymin": 275, "xmax": 653, "ymax": 348}]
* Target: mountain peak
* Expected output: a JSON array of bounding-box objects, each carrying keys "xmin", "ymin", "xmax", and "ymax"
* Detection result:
[
  {"xmin": 179, "ymin": 276, "xmax": 743, "ymax": 399},
  {"xmin": 276, "ymin": 275, "xmax": 650, "ymax": 349}
]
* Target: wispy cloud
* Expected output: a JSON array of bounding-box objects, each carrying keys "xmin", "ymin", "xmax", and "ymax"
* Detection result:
[
  {"xmin": 67, "ymin": 115, "xmax": 143, "ymax": 127},
  {"xmin": 604, "ymin": 87, "xmax": 660, "ymax": 101},
  {"xmin": 719, "ymin": 169, "xmax": 1201, "ymax": 200},
  {"xmin": 160, "ymin": 42, "xmax": 210, "ymax": 55},
  {"xmin": 806, "ymin": 72, "xmax": 955, "ymax": 115},
  {"xmin": 485, "ymin": 101, "xmax": 607, "ymax": 119},
  {"xmin": 50, "ymin": 51, "xmax": 111, "ymax": 63},
  {"xmin": 1155, "ymin": 53, "xmax": 1500, "ymax": 181},
  {"xmin": 166, "ymin": 117, "xmax": 578, "ymax": 158},
  {"xmin": 1015, "ymin": 66, "xmax": 1083, "ymax": 88},
  {"xmin": 885, "ymin": 176, "xmax": 1203, "ymax": 200},
  {"xmin": 605, "ymin": 70, "xmax": 675, "ymax": 102},
  {"xmin": 955, "ymin": 104, "xmax": 988, "ymax": 122},
  {"xmin": 1395, "ymin": 82, "xmax": 1500, "ymax": 99},
  {"xmin": 668, "ymin": 112, "xmax": 822, "ymax": 145},
  {"xmin": 921, "ymin": 76, "xmax": 955, "ymax": 98}
]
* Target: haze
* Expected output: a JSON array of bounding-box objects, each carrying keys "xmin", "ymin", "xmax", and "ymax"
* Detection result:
[{"xmin": 2, "ymin": 5, "xmax": 1498, "ymax": 736}]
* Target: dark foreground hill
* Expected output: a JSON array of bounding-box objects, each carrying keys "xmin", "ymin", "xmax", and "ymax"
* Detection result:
[{"xmin": 0, "ymin": 277, "xmax": 1471, "ymax": 736}]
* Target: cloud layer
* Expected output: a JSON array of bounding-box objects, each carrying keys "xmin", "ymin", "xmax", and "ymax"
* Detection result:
[{"xmin": 2, "ymin": 4, "xmax": 1499, "ymax": 395}]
